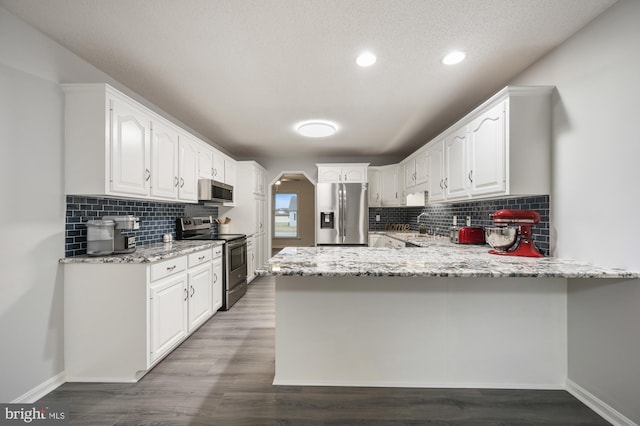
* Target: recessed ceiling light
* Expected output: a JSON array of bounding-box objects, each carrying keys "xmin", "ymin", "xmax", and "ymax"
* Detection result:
[
  {"xmin": 442, "ymin": 51, "xmax": 466, "ymax": 65},
  {"xmin": 356, "ymin": 51, "xmax": 377, "ymax": 67},
  {"xmin": 296, "ymin": 120, "xmax": 338, "ymax": 138}
]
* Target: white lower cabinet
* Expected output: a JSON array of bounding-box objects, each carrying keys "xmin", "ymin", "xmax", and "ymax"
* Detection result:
[
  {"xmin": 64, "ymin": 246, "xmax": 221, "ymax": 382},
  {"xmin": 247, "ymin": 235, "xmax": 256, "ymax": 283},
  {"xmin": 212, "ymin": 246, "xmax": 223, "ymax": 309},
  {"xmin": 149, "ymin": 273, "xmax": 188, "ymax": 363}
]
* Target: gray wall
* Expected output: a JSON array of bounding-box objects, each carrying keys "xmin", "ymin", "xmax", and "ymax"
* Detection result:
[{"xmin": 511, "ymin": 0, "xmax": 640, "ymax": 422}]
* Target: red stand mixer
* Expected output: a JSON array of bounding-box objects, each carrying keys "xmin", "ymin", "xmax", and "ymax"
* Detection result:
[{"xmin": 485, "ymin": 209, "xmax": 544, "ymax": 258}]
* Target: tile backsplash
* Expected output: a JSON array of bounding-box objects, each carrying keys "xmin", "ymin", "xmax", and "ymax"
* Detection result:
[
  {"xmin": 369, "ymin": 195, "xmax": 550, "ymax": 255},
  {"xmin": 65, "ymin": 196, "xmax": 218, "ymax": 257}
]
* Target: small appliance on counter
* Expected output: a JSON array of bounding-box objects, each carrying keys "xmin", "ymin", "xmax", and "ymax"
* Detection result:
[
  {"xmin": 449, "ymin": 226, "xmax": 485, "ymax": 244},
  {"xmin": 86, "ymin": 219, "xmax": 116, "ymax": 256},
  {"xmin": 485, "ymin": 209, "xmax": 543, "ymax": 258},
  {"xmin": 102, "ymin": 215, "xmax": 139, "ymax": 254}
]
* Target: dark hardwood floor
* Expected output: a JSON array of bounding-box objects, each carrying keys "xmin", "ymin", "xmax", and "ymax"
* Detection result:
[{"xmin": 40, "ymin": 276, "xmax": 608, "ymax": 425}]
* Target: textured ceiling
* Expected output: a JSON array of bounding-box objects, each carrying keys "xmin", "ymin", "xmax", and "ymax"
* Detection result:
[{"xmin": 1, "ymin": 0, "xmax": 617, "ymax": 159}]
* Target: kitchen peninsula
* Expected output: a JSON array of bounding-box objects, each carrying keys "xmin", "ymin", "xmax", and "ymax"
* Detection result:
[{"xmin": 258, "ymin": 238, "xmax": 637, "ymax": 389}]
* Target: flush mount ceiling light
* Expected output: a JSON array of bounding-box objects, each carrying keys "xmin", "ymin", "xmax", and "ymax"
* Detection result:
[
  {"xmin": 442, "ymin": 50, "xmax": 466, "ymax": 65},
  {"xmin": 356, "ymin": 51, "xmax": 377, "ymax": 67},
  {"xmin": 296, "ymin": 120, "xmax": 338, "ymax": 138}
]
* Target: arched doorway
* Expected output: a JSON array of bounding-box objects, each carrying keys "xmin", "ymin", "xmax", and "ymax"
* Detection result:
[{"xmin": 270, "ymin": 171, "xmax": 315, "ymax": 255}]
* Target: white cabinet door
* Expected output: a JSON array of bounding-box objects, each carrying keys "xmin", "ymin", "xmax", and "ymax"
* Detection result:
[
  {"xmin": 187, "ymin": 262, "xmax": 213, "ymax": 331},
  {"xmin": 318, "ymin": 166, "xmax": 344, "ymax": 182},
  {"xmin": 415, "ymin": 152, "xmax": 428, "ymax": 185},
  {"xmin": 212, "ymin": 254, "xmax": 223, "ymax": 310},
  {"xmin": 213, "ymin": 154, "xmax": 225, "ymax": 182},
  {"xmin": 445, "ymin": 127, "xmax": 468, "ymax": 200},
  {"xmin": 110, "ymin": 98, "xmax": 151, "ymax": 196},
  {"xmin": 468, "ymin": 101, "xmax": 506, "ymax": 197},
  {"xmin": 198, "ymin": 144, "xmax": 215, "ymax": 180},
  {"xmin": 149, "ymin": 274, "xmax": 188, "ymax": 362},
  {"xmin": 178, "ymin": 134, "xmax": 199, "ymax": 202},
  {"xmin": 380, "ymin": 165, "xmax": 399, "ymax": 205},
  {"xmin": 405, "ymin": 158, "xmax": 416, "ymax": 190},
  {"xmin": 224, "ymin": 157, "xmax": 236, "ymax": 187},
  {"xmin": 368, "ymin": 168, "xmax": 381, "ymax": 206},
  {"xmin": 426, "ymin": 140, "xmax": 446, "ymax": 202},
  {"xmin": 150, "ymin": 120, "xmax": 178, "ymax": 200},
  {"xmin": 343, "ymin": 166, "xmax": 367, "ymax": 182},
  {"xmin": 246, "ymin": 238, "xmax": 255, "ymax": 283}
]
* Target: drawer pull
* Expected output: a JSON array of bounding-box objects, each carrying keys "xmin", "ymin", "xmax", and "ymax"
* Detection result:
[
  {"xmin": 184, "ymin": 288, "xmax": 188, "ymax": 301},
  {"xmin": 190, "ymin": 285, "xmax": 195, "ymax": 297},
  {"xmin": 198, "ymin": 255, "xmax": 205, "ymax": 261},
  {"xmin": 166, "ymin": 265, "xmax": 176, "ymax": 272}
]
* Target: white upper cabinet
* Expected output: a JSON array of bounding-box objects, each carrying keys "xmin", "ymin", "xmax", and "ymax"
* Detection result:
[
  {"xmin": 213, "ymin": 154, "xmax": 225, "ymax": 182},
  {"xmin": 197, "ymin": 144, "xmax": 215, "ymax": 180},
  {"xmin": 224, "ymin": 155, "xmax": 236, "ymax": 187},
  {"xmin": 444, "ymin": 126, "xmax": 468, "ymax": 201},
  {"xmin": 317, "ymin": 163, "xmax": 369, "ymax": 183},
  {"xmin": 177, "ymin": 133, "xmax": 199, "ymax": 202},
  {"xmin": 419, "ymin": 86, "xmax": 552, "ymax": 204},
  {"xmin": 426, "ymin": 140, "xmax": 445, "ymax": 203},
  {"xmin": 467, "ymin": 100, "xmax": 506, "ymax": 197},
  {"xmin": 150, "ymin": 120, "xmax": 179, "ymax": 200},
  {"xmin": 110, "ymin": 97, "xmax": 152, "ymax": 197},
  {"xmin": 380, "ymin": 165, "xmax": 400, "ymax": 206},
  {"xmin": 404, "ymin": 151, "xmax": 427, "ymax": 192},
  {"xmin": 368, "ymin": 167, "xmax": 381, "ymax": 206},
  {"xmin": 62, "ymin": 83, "xmax": 229, "ymax": 203}
]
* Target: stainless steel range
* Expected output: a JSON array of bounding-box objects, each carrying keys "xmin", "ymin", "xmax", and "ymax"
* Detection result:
[{"xmin": 176, "ymin": 216, "xmax": 247, "ymax": 310}]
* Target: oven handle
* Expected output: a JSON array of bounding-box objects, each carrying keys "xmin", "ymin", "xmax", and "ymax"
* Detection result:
[{"xmin": 226, "ymin": 238, "xmax": 247, "ymax": 250}]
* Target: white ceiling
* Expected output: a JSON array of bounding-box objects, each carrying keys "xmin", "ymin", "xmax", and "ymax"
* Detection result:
[{"xmin": 1, "ymin": 0, "xmax": 617, "ymax": 159}]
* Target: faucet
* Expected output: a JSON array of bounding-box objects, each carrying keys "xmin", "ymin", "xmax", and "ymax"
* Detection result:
[{"xmin": 417, "ymin": 211, "xmax": 428, "ymax": 223}]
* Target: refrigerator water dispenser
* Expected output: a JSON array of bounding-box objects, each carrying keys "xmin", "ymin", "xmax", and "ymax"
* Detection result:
[{"xmin": 320, "ymin": 211, "xmax": 335, "ymax": 229}]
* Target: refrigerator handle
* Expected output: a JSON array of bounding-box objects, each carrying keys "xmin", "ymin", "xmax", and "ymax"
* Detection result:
[{"xmin": 342, "ymin": 185, "xmax": 347, "ymax": 237}]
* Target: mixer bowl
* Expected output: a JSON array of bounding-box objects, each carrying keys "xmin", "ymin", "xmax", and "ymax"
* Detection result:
[{"xmin": 485, "ymin": 226, "xmax": 518, "ymax": 251}]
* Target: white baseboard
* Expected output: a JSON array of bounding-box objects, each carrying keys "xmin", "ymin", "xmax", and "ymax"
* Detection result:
[
  {"xmin": 566, "ymin": 379, "xmax": 637, "ymax": 426},
  {"xmin": 11, "ymin": 371, "xmax": 66, "ymax": 403}
]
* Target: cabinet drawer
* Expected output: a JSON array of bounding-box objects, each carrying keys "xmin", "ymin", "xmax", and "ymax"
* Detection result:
[
  {"xmin": 212, "ymin": 245, "xmax": 223, "ymax": 259},
  {"xmin": 150, "ymin": 256, "xmax": 187, "ymax": 282},
  {"xmin": 188, "ymin": 249, "xmax": 212, "ymax": 268}
]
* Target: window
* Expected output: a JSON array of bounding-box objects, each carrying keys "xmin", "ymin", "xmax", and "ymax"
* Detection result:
[{"xmin": 273, "ymin": 193, "xmax": 298, "ymax": 238}]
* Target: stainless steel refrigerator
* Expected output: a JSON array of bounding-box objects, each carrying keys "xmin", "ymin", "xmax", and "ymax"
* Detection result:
[{"xmin": 316, "ymin": 182, "xmax": 368, "ymax": 245}]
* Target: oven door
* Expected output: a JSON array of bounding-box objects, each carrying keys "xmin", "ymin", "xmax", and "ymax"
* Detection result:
[{"xmin": 226, "ymin": 237, "xmax": 248, "ymax": 290}]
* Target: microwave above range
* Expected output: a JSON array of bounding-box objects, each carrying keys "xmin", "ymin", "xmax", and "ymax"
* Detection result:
[{"xmin": 198, "ymin": 179, "xmax": 233, "ymax": 203}]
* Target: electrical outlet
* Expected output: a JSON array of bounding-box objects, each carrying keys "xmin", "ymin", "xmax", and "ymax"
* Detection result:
[
  {"xmin": 452, "ymin": 215, "xmax": 457, "ymax": 226},
  {"xmin": 466, "ymin": 216, "xmax": 471, "ymax": 226},
  {"xmin": 375, "ymin": 214, "xmax": 380, "ymax": 222}
]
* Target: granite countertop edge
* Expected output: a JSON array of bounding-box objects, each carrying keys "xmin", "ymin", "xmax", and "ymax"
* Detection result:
[
  {"xmin": 60, "ymin": 240, "xmax": 225, "ymax": 264},
  {"xmin": 256, "ymin": 232, "xmax": 639, "ymax": 280}
]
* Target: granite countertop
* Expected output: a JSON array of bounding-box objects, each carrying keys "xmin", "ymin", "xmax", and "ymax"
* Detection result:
[
  {"xmin": 60, "ymin": 240, "xmax": 224, "ymax": 264},
  {"xmin": 258, "ymin": 233, "xmax": 638, "ymax": 279}
]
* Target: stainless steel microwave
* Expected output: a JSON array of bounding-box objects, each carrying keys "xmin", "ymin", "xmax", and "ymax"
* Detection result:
[{"xmin": 198, "ymin": 179, "xmax": 233, "ymax": 203}]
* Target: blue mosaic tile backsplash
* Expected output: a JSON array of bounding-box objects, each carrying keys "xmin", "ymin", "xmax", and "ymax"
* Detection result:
[
  {"xmin": 369, "ymin": 195, "xmax": 550, "ymax": 255},
  {"xmin": 65, "ymin": 196, "xmax": 218, "ymax": 257}
]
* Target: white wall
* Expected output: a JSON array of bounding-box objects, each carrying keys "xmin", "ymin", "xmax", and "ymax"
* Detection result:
[
  {"xmin": 0, "ymin": 5, "xmax": 235, "ymax": 402},
  {"xmin": 512, "ymin": 0, "xmax": 640, "ymax": 422}
]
